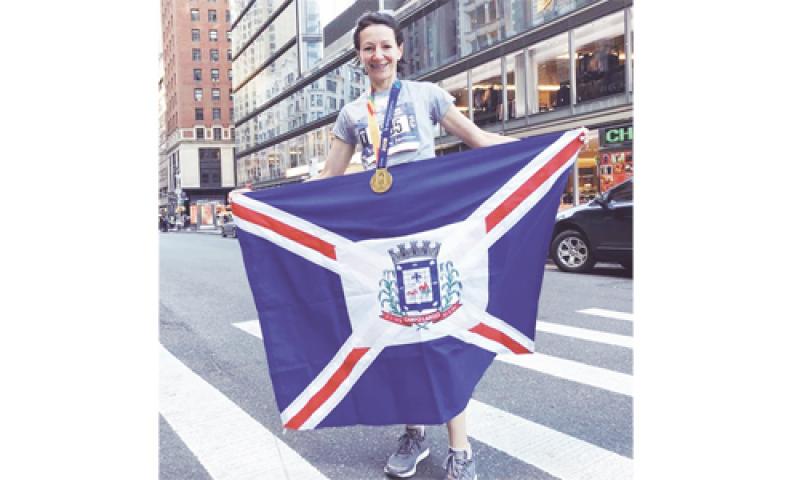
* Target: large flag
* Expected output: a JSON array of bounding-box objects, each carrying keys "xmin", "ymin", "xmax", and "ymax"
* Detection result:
[{"xmin": 233, "ymin": 128, "xmax": 586, "ymax": 430}]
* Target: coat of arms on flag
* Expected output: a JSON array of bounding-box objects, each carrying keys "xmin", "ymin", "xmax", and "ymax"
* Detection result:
[{"xmin": 232, "ymin": 128, "xmax": 587, "ymax": 430}]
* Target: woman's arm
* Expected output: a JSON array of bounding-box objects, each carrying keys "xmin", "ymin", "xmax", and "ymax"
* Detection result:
[
  {"xmin": 439, "ymin": 105, "xmax": 518, "ymax": 148},
  {"xmin": 315, "ymin": 137, "xmax": 356, "ymax": 179}
]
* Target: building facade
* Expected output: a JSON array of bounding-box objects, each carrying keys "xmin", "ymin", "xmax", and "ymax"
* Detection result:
[
  {"xmin": 158, "ymin": 56, "xmax": 169, "ymax": 210},
  {"xmin": 230, "ymin": 0, "xmax": 633, "ymax": 204},
  {"xmin": 160, "ymin": 0, "xmax": 237, "ymax": 228}
]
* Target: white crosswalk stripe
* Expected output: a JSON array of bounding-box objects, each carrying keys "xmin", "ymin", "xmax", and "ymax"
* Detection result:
[
  {"xmin": 578, "ymin": 308, "xmax": 634, "ymax": 322},
  {"xmin": 160, "ymin": 345, "xmax": 329, "ymax": 480},
  {"xmin": 537, "ymin": 320, "xmax": 633, "ymax": 348},
  {"xmin": 468, "ymin": 399, "xmax": 633, "ymax": 480},
  {"xmin": 497, "ymin": 353, "xmax": 632, "ymax": 396}
]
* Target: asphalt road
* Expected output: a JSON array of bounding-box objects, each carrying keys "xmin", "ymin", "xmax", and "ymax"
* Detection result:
[{"xmin": 159, "ymin": 231, "xmax": 633, "ymax": 480}]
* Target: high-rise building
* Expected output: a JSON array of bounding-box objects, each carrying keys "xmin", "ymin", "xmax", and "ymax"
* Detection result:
[
  {"xmin": 158, "ymin": 54, "xmax": 169, "ymax": 212},
  {"xmin": 160, "ymin": 0, "xmax": 236, "ymax": 228}
]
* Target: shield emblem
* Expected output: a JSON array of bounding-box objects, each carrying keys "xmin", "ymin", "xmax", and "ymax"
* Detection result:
[{"xmin": 389, "ymin": 241, "xmax": 441, "ymax": 314}]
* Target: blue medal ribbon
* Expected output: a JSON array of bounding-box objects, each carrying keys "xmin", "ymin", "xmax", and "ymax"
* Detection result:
[{"xmin": 372, "ymin": 80, "xmax": 402, "ymax": 169}]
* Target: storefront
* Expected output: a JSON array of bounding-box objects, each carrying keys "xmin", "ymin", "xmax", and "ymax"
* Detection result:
[
  {"xmin": 559, "ymin": 122, "xmax": 633, "ymax": 208},
  {"xmin": 183, "ymin": 188, "xmax": 232, "ymax": 229},
  {"xmin": 597, "ymin": 123, "xmax": 633, "ymax": 192}
]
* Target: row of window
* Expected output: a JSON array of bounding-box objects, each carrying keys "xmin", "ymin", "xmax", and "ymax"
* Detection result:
[
  {"xmin": 190, "ymin": 8, "xmax": 230, "ymax": 23},
  {"xmin": 195, "ymin": 107, "xmax": 234, "ymax": 121},
  {"xmin": 192, "ymin": 68, "xmax": 232, "ymax": 82},
  {"xmin": 195, "ymin": 127, "xmax": 229, "ymax": 141},
  {"xmin": 193, "ymin": 87, "xmax": 233, "ymax": 101},
  {"xmin": 192, "ymin": 48, "xmax": 231, "ymax": 62},
  {"xmin": 192, "ymin": 29, "xmax": 231, "ymax": 42}
]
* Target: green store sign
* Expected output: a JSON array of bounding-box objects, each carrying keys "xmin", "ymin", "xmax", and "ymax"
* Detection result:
[{"xmin": 600, "ymin": 125, "xmax": 633, "ymax": 147}]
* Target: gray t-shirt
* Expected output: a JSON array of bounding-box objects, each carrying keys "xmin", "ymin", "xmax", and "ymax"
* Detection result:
[{"xmin": 332, "ymin": 80, "xmax": 455, "ymax": 170}]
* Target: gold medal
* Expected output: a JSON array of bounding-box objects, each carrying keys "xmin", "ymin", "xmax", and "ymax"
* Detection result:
[{"xmin": 370, "ymin": 168, "xmax": 393, "ymax": 194}]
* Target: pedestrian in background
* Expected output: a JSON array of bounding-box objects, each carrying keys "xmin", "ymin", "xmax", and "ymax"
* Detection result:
[{"xmin": 317, "ymin": 10, "xmax": 517, "ymax": 480}]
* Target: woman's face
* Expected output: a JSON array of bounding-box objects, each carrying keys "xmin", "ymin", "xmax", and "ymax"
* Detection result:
[{"xmin": 358, "ymin": 24, "xmax": 403, "ymax": 88}]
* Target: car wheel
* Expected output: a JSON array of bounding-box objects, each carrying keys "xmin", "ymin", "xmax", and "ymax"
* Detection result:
[{"xmin": 551, "ymin": 230, "xmax": 595, "ymax": 273}]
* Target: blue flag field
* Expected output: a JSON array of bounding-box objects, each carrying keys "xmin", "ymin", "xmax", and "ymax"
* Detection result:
[{"xmin": 232, "ymin": 128, "xmax": 586, "ymax": 430}]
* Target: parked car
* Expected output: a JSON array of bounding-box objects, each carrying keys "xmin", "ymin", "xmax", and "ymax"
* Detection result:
[
  {"xmin": 220, "ymin": 213, "xmax": 237, "ymax": 238},
  {"xmin": 550, "ymin": 178, "xmax": 633, "ymax": 273}
]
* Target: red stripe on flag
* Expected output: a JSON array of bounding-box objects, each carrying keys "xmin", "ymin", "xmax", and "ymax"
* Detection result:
[
  {"xmin": 485, "ymin": 137, "xmax": 583, "ymax": 233},
  {"xmin": 284, "ymin": 347, "xmax": 370, "ymax": 430},
  {"xmin": 232, "ymin": 203, "xmax": 337, "ymax": 260},
  {"xmin": 469, "ymin": 323, "xmax": 531, "ymax": 354}
]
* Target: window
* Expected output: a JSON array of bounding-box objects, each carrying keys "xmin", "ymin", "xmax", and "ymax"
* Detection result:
[
  {"xmin": 230, "ymin": 108, "xmax": 234, "ymax": 122},
  {"xmin": 441, "ymin": 72, "xmax": 468, "ymax": 130},
  {"xmin": 192, "ymin": 48, "xmax": 201, "ymax": 61},
  {"xmin": 190, "ymin": 8, "xmax": 199, "ymax": 21},
  {"xmin": 226, "ymin": 31, "xmax": 231, "ymax": 43},
  {"xmin": 195, "ymin": 108, "xmax": 204, "ymax": 120},
  {"xmin": 225, "ymin": 10, "xmax": 230, "ymax": 22},
  {"xmin": 209, "ymin": 29, "xmax": 217, "ymax": 42},
  {"xmin": 528, "ymin": 32, "xmax": 570, "ymax": 113},
  {"xmin": 228, "ymin": 69, "xmax": 232, "ymax": 81},
  {"xmin": 227, "ymin": 49, "xmax": 232, "ymax": 61},
  {"xmin": 210, "ymin": 49, "xmax": 219, "ymax": 62},
  {"xmin": 471, "ymin": 59, "xmax": 503, "ymax": 127},
  {"xmin": 212, "ymin": 108, "xmax": 221, "ymax": 120},
  {"xmin": 196, "ymin": 127, "xmax": 205, "ymax": 139},
  {"xmin": 211, "ymin": 69, "xmax": 219, "ymax": 82},
  {"xmin": 208, "ymin": 10, "xmax": 217, "ymax": 22},
  {"xmin": 199, "ymin": 148, "xmax": 222, "ymax": 187},
  {"xmin": 193, "ymin": 68, "xmax": 202, "ymax": 81},
  {"xmin": 212, "ymin": 88, "xmax": 220, "ymax": 100},
  {"xmin": 192, "ymin": 29, "xmax": 200, "ymax": 42},
  {"xmin": 213, "ymin": 128, "xmax": 222, "ymax": 140},
  {"xmin": 228, "ymin": 88, "xmax": 233, "ymax": 101},
  {"xmin": 194, "ymin": 88, "xmax": 203, "ymax": 101},
  {"xmin": 574, "ymin": 12, "xmax": 626, "ymax": 104},
  {"xmin": 504, "ymin": 51, "xmax": 525, "ymax": 120}
]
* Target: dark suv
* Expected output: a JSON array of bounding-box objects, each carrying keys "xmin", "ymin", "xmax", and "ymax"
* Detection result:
[{"xmin": 550, "ymin": 178, "xmax": 633, "ymax": 273}]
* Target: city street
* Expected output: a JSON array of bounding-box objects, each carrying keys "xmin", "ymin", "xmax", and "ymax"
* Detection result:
[{"xmin": 159, "ymin": 231, "xmax": 633, "ymax": 480}]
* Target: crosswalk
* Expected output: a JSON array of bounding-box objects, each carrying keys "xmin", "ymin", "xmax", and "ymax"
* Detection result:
[{"xmin": 161, "ymin": 307, "xmax": 633, "ymax": 480}]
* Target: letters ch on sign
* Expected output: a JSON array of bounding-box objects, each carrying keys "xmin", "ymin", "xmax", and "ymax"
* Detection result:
[{"xmin": 602, "ymin": 125, "xmax": 633, "ymax": 145}]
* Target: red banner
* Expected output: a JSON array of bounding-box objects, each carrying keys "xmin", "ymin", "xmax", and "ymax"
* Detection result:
[{"xmin": 380, "ymin": 303, "xmax": 462, "ymax": 326}]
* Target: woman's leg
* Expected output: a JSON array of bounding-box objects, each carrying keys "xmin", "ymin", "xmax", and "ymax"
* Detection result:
[{"xmin": 445, "ymin": 410, "xmax": 470, "ymax": 451}]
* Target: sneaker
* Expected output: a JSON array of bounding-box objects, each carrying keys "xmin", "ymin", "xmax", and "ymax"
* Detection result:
[
  {"xmin": 384, "ymin": 427, "xmax": 430, "ymax": 478},
  {"xmin": 442, "ymin": 448, "xmax": 476, "ymax": 480}
]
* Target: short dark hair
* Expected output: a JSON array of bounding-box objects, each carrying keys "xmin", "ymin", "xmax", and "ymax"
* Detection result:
[{"xmin": 353, "ymin": 11, "xmax": 403, "ymax": 51}]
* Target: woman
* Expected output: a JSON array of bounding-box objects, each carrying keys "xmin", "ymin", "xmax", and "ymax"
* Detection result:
[{"xmin": 318, "ymin": 11, "xmax": 516, "ymax": 480}]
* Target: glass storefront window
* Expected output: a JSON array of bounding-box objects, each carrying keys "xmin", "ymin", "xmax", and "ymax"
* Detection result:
[
  {"xmin": 471, "ymin": 59, "xmax": 503, "ymax": 128},
  {"xmin": 527, "ymin": 32, "xmax": 569, "ymax": 114},
  {"xmin": 440, "ymin": 72, "xmax": 469, "ymax": 124},
  {"xmin": 288, "ymin": 136, "xmax": 305, "ymax": 168},
  {"xmin": 573, "ymin": 11, "xmax": 625, "ymax": 104},
  {"xmin": 627, "ymin": 7, "xmax": 634, "ymax": 93},
  {"xmin": 402, "ymin": 0, "xmax": 458, "ymax": 77},
  {"xmin": 459, "ymin": 0, "xmax": 506, "ymax": 56},
  {"xmin": 505, "ymin": 50, "xmax": 526, "ymax": 120},
  {"xmin": 560, "ymin": 128, "xmax": 599, "ymax": 208}
]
